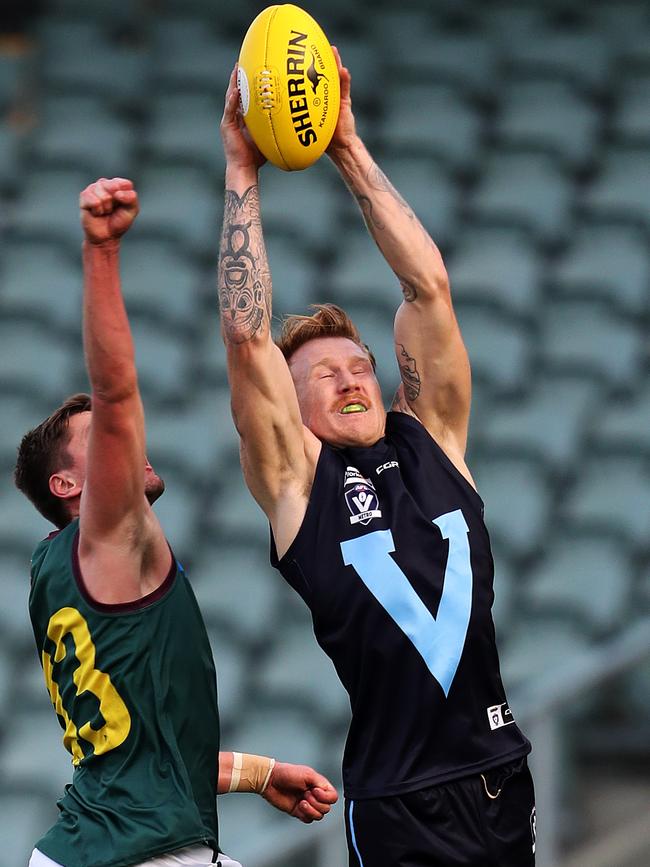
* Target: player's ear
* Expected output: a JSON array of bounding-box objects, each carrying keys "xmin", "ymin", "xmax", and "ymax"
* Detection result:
[{"xmin": 49, "ymin": 471, "xmax": 81, "ymax": 500}]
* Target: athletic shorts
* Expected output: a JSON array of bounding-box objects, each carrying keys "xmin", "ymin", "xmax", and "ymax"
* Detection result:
[
  {"xmin": 345, "ymin": 757, "xmax": 536, "ymax": 867},
  {"xmin": 29, "ymin": 844, "xmax": 243, "ymax": 867}
]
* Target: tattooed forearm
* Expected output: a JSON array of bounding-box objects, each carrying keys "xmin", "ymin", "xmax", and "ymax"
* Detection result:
[
  {"xmin": 218, "ymin": 185, "xmax": 272, "ymax": 344},
  {"xmin": 396, "ymin": 273, "xmax": 418, "ymax": 302},
  {"xmin": 367, "ymin": 163, "xmax": 415, "ymax": 219},
  {"xmin": 396, "ymin": 343, "xmax": 421, "ymax": 402},
  {"xmin": 355, "ymin": 193, "xmax": 385, "ymax": 231}
]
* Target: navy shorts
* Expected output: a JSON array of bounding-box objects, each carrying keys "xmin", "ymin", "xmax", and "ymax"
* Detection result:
[{"xmin": 345, "ymin": 757, "xmax": 536, "ymax": 867}]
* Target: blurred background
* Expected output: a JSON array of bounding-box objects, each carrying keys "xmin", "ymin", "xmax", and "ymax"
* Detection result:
[{"xmin": 0, "ymin": 0, "xmax": 649, "ymax": 865}]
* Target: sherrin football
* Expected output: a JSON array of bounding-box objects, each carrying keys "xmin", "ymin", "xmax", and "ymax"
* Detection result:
[{"xmin": 237, "ymin": 4, "xmax": 340, "ymax": 171}]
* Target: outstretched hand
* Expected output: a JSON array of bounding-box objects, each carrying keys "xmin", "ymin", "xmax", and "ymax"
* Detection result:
[
  {"xmin": 80, "ymin": 177, "xmax": 139, "ymax": 246},
  {"xmin": 221, "ymin": 64, "xmax": 266, "ymax": 173},
  {"xmin": 262, "ymin": 761, "xmax": 338, "ymax": 823},
  {"xmin": 326, "ymin": 45, "xmax": 358, "ymax": 157}
]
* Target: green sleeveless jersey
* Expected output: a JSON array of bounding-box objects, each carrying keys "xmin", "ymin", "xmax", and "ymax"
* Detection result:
[{"xmin": 28, "ymin": 520, "xmax": 220, "ymax": 867}]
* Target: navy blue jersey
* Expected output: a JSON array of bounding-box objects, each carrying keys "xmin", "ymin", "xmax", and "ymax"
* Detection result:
[{"xmin": 272, "ymin": 411, "xmax": 530, "ymax": 799}]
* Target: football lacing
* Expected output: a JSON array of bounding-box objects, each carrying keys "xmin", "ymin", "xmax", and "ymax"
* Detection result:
[{"xmin": 258, "ymin": 69, "xmax": 275, "ymax": 111}]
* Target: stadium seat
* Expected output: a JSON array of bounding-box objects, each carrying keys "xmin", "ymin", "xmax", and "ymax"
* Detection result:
[
  {"xmin": 191, "ymin": 542, "xmax": 279, "ymax": 645},
  {"xmin": 10, "ymin": 168, "xmax": 91, "ymax": 250},
  {"xmin": 128, "ymin": 318, "xmax": 192, "ymax": 403},
  {"xmin": 448, "ymin": 226, "xmax": 542, "ymax": 317},
  {"xmin": 266, "ymin": 236, "xmax": 319, "ymax": 317},
  {"xmin": 329, "ymin": 229, "xmax": 400, "ymax": 310},
  {"xmin": 473, "ymin": 455, "xmax": 552, "ymax": 558},
  {"xmin": 500, "ymin": 617, "xmax": 592, "ymax": 693},
  {"xmin": 494, "ymin": 80, "xmax": 600, "ymax": 170},
  {"xmin": 204, "ymin": 476, "xmax": 270, "ymax": 547},
  {"xmin": 325, "ymin": 36, "xmax": 379, "ymax": 112},
  {"xmin": 502, "ymin": 30, "xmax": 612, "ymax": 94},
  {"xmin": 0, "ymin": 319, "xmax": 83, "ymax": 400},
  {"xmin": 217, "ymin": 786, "xmax": 317, "ymax": 866},
  {"xmin": 145, "ymin": 387, "xmax": 234, "ymax": 481},
  {"xmin": 134, "ymin": 164, "xmax": 219, "ymax": 257},
  {"xmin": 29, "ymin": 94, "xmax": 134, "ymax": 177},
  {"xmin": 0, "ymin": 552, "xmax": 36, "ymax": 644},
  {"xmin": 563, "ymin": 457, "xmax": 650, "ymax": 550},
  {"xmin": 589, "ymin": 383, "xmax": 650, "ymax": 458},
  {"xmin": 35, "ymin": 18, "xmax": 109, "ymax": 56},
  {"xmin": 228, "ymin": 705, "xmax": 333, "ymax": 781},
  {"xmin": 523, "ymin": 534, "xmax": 632, "ymax": 635},
  {"xmin": 387, "ymin": 33, "xmax": 499, "ymax": 99},
  {"xmin": 368, "ymin": 8, "xmax": 437, "ymax": 50},
  {"xmin": 610, "ymin": 25, "xmax": 650, "ymax": 70},
  {"xmin": 205, "ymin": 632, "xmax": 248, "ymax": 729},
  {"xmin": 590, "ymin": 2, "xmax": 650, "ymax": 44},
  {"xmin": 44, "ymin": 47, "xmax": 150, "ymax": 108},
  {"xmin": 611, "ymin": 73, "xmax": 650, "ymax": 146},
  {"xmin": 551, "ymin": 222, "xmax": 650, "ymax": 315},
  {"xmin": 583, "ymin": 147, "xmax": 650, "ymax": 230},
  {"xmin": 0, "ymin": 793, "xmax": 57, "ymax": 867},
  {"xmin": 454, "ymin": 304, "xmax": 533, "ymax": 395},
  {"xmin": 540, "ymin": 300, "xmax": 644, "ymax": 388},
  {"xmin": 0, "ymin": 239, "xmax": 81, "ymax": 330},
  {"xmin": 490, "ymin": 549, "xmax": 517, "ymax": 638},
  {"xmin": 144, "ymin": 91, "xmax": 226, "ymax": 176},
  {"xmin": 147, "ymin": 472, "xmax": 198, "ymax": 564},
  {"xmin": 0, "ymin": 393, "xmax": 51, "ymax": 473},
  {"xmin": 119, "ymin": 237, "xmax": 205, "ymax": 331},
  {"xmin": 254, "ymin": 623, "xmax": 350, "ymax": 723},
  {"xmin": 0, "ymin": 123, "xmax": 20, "ymax": 192},
  {"xmin": 259, "ymin": 159, "xmax": 343, "ymax": 255},
  {"xmin": 0, "ymin": 54, "xmax": 23, "ymax": 112},
  {"xmin": 378, "ymin": 83, "xmax": 483, "ymax": 172},
  {"xmin": 41, "ymin": 0, "xmax": 141, "ymax": 29},
  {"xmin": 469, "ymin": 151, "xmax": 574, "ymax": 245},
  {"xmin": 0, "ymin": 710, "xmax": 74, "ymax": 797},
  {"xmin": 479, "ymin": 372, "xmax": 600, "ymax": 471},
  {"xmin": 152, "ymin": 35, "xmax": 236, "ymax": 94},
  {"xmin": 479, "ymin": 3, "xmax": 546, "ymax": 43}
]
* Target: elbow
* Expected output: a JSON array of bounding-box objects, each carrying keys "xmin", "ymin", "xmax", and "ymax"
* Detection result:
[{"xmin": 91, "ymin": 373, "xmax": 139, "ymax": 405}]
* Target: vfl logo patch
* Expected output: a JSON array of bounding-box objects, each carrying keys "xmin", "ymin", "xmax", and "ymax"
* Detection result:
[
  {"xmin": 344, "ymin": 466, "xmax": 382, "ymax": 526},
  {"xmin": 487, "ymin": 701, "xmax": 515, "ymax": 731}
]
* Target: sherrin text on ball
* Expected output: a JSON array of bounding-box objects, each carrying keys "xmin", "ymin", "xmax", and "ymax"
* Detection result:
[{"xmin": 237, "ymin": 4, "xmax": 341, "ymax": 171}]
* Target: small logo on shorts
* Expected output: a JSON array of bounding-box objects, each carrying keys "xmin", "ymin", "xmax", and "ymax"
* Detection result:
[
  {"xmin": 487, "ymin": 701, "xmax": 515, "ymax": 731},
  {"xmin": 530, "ymin": 806, "xmax": 537, "ymax": 854},
  {"xmin": 344, "ymin": 466, "xmax": 382, "ymax": 526}
]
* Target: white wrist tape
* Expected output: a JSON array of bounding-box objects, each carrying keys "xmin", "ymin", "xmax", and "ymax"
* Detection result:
[{"xmin": 228, "ymin": 752, "xmax": 276, "ymax": 794}]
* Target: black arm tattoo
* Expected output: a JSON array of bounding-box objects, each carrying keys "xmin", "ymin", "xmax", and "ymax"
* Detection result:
[
  {"xmin": 218, "ymin": 185, "xmax": 272, "ymax": 344},
  {"xmin": 367, "ymin": 163, "xmax": 415, "ymax": 219},
  {"xmin": 396, "ymin": 273, "xmax": 418, "ymax": 302},
  {"xmin": 396, "ymin": 343, "xmax": 421, "ymax": 402},
  {"xmin": 354, "ymin": 193, "xmax": 385, "ymax": 231}
]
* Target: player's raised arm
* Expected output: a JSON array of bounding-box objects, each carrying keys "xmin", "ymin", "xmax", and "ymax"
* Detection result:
[
  {"xmin": 219, "ymin": 67, "xmax": 319, "ymax": 551},
  {"xmin": 77, "ymin": 178, "xmax": 169, "ymax": 601},
  {"xmin": 326, "ymin": 49, "xmax": 472, "ymax": 463}
]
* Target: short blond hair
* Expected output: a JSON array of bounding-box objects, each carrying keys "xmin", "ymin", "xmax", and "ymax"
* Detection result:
[{"xmin": 276, "ymin": 304, "xmax": 376, "ymax": 369}]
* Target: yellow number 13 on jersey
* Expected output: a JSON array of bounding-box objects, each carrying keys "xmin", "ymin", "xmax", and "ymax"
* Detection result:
[{"xmin": 42, "ymin": 607, "xmax": 131, "ymax": 765}]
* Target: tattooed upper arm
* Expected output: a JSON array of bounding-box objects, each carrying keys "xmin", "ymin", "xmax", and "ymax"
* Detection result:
[
  {"xmin": 219, "ymin": 185, "xmax": 272, "ymax": 344},
  {"xmin": 396, "ymin": 342, "xmax": 421, "ymax": 403}
]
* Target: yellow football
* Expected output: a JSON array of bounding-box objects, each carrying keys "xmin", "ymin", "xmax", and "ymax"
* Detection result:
[{"xmin": 237, "ymin": 4, "xmax": 341, "ymax": 171}]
